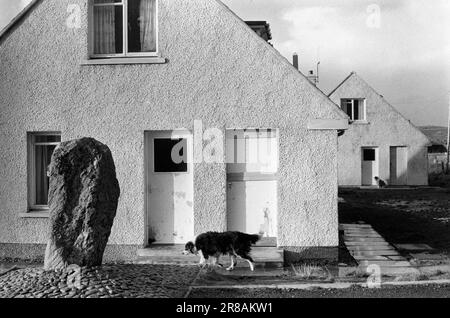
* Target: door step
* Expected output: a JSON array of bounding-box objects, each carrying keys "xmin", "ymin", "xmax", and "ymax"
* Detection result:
[
  {"xmin": 254, "ymin": 237, "xmax": 277, "ymax": 247},
  {"xmin": 136, "ymin": 245, "xmax": 284, "ymax": 268}
]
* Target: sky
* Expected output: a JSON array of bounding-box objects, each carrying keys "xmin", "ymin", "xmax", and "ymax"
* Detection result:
[{"xmin": 1, "ymin": 0, "xmax": 449, "ymax": 126}]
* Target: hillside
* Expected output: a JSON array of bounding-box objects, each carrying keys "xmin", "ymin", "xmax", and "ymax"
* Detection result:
[{"xmin": 420, "ymin": 126, "xmax": 448, "ymax": 146}]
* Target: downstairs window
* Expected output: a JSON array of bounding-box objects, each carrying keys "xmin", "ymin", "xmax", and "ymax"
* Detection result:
[{"xmin": 28, "ymin": 133, "xmax": 61, "ymax": 210}]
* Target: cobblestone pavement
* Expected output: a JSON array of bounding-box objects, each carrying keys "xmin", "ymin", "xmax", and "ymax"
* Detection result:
[{"xmin": 0, "ymin": 264, "xmax": 199, "ymax": 298}]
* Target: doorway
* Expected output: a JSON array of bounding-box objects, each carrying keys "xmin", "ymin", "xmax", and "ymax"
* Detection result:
[
  {"xmin": 390, "ymin": 146, "xmax": 408, "ymax": 185},
  {"xmin": 361, "ymin": 147, "xmax": 379, "ymax": 186},
  {"xmin": 226, "ymin": 129, "xmax": 278, "ymax": 243},
  {"xmin": 144, "ymin": 130, "xmax": 194, "ymax": 245}
]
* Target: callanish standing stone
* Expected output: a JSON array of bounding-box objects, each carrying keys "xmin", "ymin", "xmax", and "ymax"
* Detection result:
[{"xmin": 44, "ymin": 138, "xmax": 120, "ymax": 270}]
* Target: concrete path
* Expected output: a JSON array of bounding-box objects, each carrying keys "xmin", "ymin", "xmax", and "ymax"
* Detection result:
[{"xmin": 340, "ymin": 223, "xmax": 419, "ymax": 276}]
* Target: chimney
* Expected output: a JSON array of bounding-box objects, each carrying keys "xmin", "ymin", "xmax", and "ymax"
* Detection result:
[{"xmin": 293, "ymin": 53, "xmax": 299, "ymax": 70}]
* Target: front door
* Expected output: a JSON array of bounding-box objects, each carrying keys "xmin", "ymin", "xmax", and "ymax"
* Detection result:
[
  {"xmin": 226, "ymin": 129, "xmax": 278, "ymax": 242},
  {"xmin": 361, "ymin": 147, "xmax": 379, "ymax": 186},
  {"xmin": 145, "ymin": 131, "xmax": 194, "ymax": 244},
  {"xmin": 390, "ymin": 146, "xmax": 408, "ymax": 185}
]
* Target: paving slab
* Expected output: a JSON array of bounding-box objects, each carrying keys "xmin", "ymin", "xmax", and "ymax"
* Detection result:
[
  {"xmin": 344, "ymin": 237, "xmax": 387, "ymax": 243},
  {"xmin": 394, "ymin": 244, "xmax": 434, "ymax": 252},
  {"xmin": 344, "ymin": 241, "xmax": 392, "ymax": 246},
  {"xmin": 344, "ymin": 232, "xmax": 382, "ymax": 238},
  {"xmin": 358, "ymin": 266, "xmax": 419, "ymax": 276},
  {"xmin": 386, "ymin": 256, "xmax": 408, "ymax": 261},
  {"xmin": 346, "ymin": 246, "xmax": 396, "ymax": 252},
  {"xmin": 341, "ymin": 231, "xmax": 379, "ymax": 235},
  {"xmin": 353, "ymin": 255, "xmax": 390, "ymax": 261},
  {"xmin": 358, "ymin": 261, "xmax": 412, "ymax": 267},
  {"xmin": 351, "ymin": 250, "xmax": 401, "ymax": 257},
  {"xmin": 410, "ymin": 253, "xmax": 448, "ymax": 261},
  {"xmin": 341, "ymin": 225, "xmax": 373, "ymax": 229}
]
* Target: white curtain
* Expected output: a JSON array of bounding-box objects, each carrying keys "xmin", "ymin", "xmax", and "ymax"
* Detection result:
[
  {"xmin": 139, "ymin": 0, "xmax": 156, "ymax": 52},
  {"xmin": 94, "ymin": 5, "xmax": 116, "ymax": 54}
]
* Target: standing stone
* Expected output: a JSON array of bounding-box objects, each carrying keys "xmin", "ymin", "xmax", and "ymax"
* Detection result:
[{"xmin": 44, "ymin": 138, "xmax": 120, "ymax": 270}]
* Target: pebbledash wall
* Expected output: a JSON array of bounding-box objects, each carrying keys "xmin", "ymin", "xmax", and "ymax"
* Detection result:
[
  {"xmin": 329, "ymin": 72, "xmax": 430, "ymax": 186},
  {"xmin": 0, "ymin": 0, "xmax": 347, "ymax": 262}
]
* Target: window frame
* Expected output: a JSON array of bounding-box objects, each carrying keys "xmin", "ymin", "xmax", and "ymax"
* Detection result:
[
  {"xmin": 27, "ymin": 132, "xmax": 61, "ymax": 212},
  {"xmin": 341, "ymin": 98, "xmax": 366, "ymax": 122},
  {"xmin": 88, "ymin": 0, "xmax": 159, "ymax": 59},
  {"xmin": 226, "ymin": 128, "xmax": 279, "ymax": 177}
]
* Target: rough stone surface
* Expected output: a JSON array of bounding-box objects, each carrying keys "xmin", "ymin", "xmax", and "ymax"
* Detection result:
[
  {"xmin": 329, "ymin": 72, "xmax": 430, "ymax": 186},
  {"xmin": 44, "ymin": 138, "xmax": 120, "ymax": 270},
  {"xmin": 0, "ymin": 0, "xmax": 346, "ymax": 253},
  {"xmin": 0, "ymin": 265, "xmax": 198, "ymax": 298}
]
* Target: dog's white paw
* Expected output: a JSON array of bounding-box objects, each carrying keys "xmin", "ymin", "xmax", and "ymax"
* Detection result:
[{"xmin": 226, "ymin": 267, "xmax": 234, "ymax": 271}]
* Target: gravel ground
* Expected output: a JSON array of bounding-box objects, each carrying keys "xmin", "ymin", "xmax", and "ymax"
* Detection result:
[
  {"xmin": 0, "ymin": 264, "xmax": 199, "ymax": 298},
  {"xmin": 189, "ymin": 284, "xmax": 450, "ymax": 298}
]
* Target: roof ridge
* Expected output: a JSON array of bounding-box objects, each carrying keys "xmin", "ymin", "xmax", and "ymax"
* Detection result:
[
  {"xmin": 328, "ymin": 72, "xmax": 356, "ymax": 97},
  {"xmin": 214, "ymin": 0, "xmax": 348, "ymax": 120}
]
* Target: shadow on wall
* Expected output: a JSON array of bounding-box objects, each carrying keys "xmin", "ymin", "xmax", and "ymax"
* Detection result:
[{"xmin": 147, "ymin": 174, "xmax": 175, "ymax": 245}]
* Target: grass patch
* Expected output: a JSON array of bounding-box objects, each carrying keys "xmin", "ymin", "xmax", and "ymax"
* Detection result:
[
  {"xmin": 429, "ymin": 172, "xmax": 450, "ymax": 188},
  {"xmin": 291, "ymin": 262, "xmax": 330, "ymax": 280}
]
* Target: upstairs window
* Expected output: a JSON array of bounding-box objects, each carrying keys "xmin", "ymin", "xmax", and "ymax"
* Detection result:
[
  {"xmin": 91, "ymin": 0, "xmax": 157, "ymax": 57},
  {"xmin": 28, "ymin": 133, "xmax": 61, "ymax": 210},
  {"xmin": 341, "ymin": 99, "xmax": 366, "ymax": 122}
]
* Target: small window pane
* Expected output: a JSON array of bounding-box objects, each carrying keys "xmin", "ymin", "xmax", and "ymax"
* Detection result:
[
  {"xmin": 353, "ymin": 99, "xmax": 360, "ymax": 120},
  {"xmin": 341, "ymin": 100, "xmax": 353, "ymax": 118},
  {"xmin": 35, "ymin": 145, "xmax": 56, "ymax": 205},
  {"xmin": 363, "ymin": 149, "xmax": 376, "ymax": 161},
  {"xmin": 357, "ymin": 100, "xmax": 365, "ymax": 120},
  {"xmin": 128, "ymin": 0, "xmax": 157, "ymax": 53},
  {"xmin": 35, "ymin": 135, "xmax": 61, "ymax": 143},
  {"xmin": 154, "ymin": 139, "xmax": 188, "ymax": 173},
  {"xmin": 93, "ymin": 5, "xmax": 123, "ymax": 54}
]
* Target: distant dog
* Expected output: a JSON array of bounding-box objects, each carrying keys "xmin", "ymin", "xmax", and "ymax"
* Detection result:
[
  {"xmin": 183, "ymin": 231, "xmax": 261, "ymax": 271},
  {"xmin": 374, "ymin": 176, "xmax": 387, "ymax": 188}
]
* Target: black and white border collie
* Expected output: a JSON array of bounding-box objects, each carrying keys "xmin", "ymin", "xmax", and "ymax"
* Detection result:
[{"xmin": 183, "ymin": 231, "xmax": 261, "ymax": 271}]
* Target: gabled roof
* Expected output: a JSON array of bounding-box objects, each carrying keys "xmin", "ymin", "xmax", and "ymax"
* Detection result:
[
  {"xmin": 1, "ymin": 0, "xmax": 348, "ymax": 122},
  {"xmin": 215, "ymin": 0, "xmax": 349, "ymax": 120},
  {"xmin": 327, "ymin": 71, "xmax": 356, "ymax": 97},
  {"xmin": 0, "ymin": 0, "xmax": 41, "ymax": 43},
  {"xmin": 329, "ymin": 72, "xmax": 432, "ymax": 144}
]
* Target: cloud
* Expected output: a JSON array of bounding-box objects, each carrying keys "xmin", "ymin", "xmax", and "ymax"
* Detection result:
[{"xmin": 222, "ymin": 0, "xmax": 450, "ymax": 126}]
